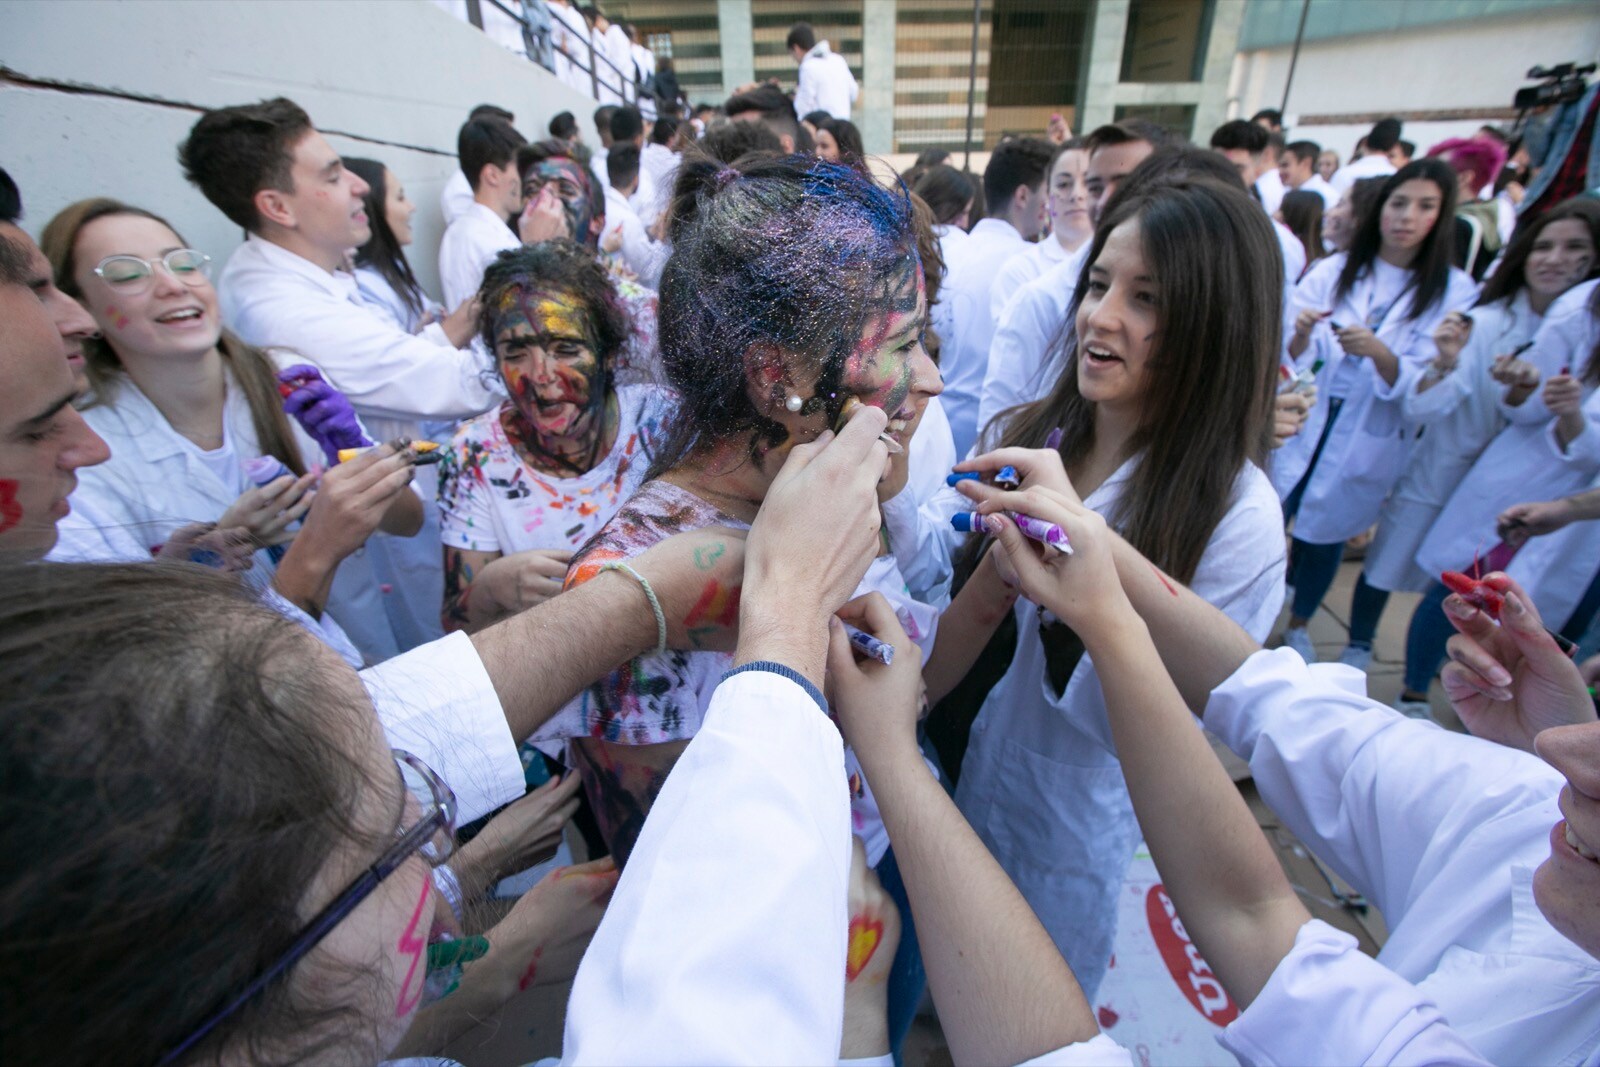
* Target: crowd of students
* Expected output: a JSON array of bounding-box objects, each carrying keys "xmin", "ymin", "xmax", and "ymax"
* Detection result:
[{"xmin": 2, "ymin": 30, "xmax": 1600, "ymax": 1067}]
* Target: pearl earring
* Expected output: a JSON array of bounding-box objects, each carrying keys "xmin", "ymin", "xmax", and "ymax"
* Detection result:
[{"xmin": 785, "ymin": 394, "xmax": 804, "ymax": 413}]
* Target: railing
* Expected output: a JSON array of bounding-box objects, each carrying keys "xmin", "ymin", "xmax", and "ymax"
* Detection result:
[{"xmin": 464, "ymin": 0, "xmax": 643, "ymax": 108}]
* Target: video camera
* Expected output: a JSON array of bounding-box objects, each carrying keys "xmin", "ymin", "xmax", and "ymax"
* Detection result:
[{"xmin": 1514, "ymin": 63, "xmax": 1595, "ymax": 111}]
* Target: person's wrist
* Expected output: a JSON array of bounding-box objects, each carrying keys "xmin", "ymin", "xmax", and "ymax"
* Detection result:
[{"xmin": 735, "ymin": 591, "xmax": 829, "ymax": 688}]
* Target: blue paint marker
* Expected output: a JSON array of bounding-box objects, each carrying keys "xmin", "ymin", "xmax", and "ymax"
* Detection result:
[
  {"xmin": 994, "ymin": 465, "xmax": 1021, "ymax": 489},
  {"xmin": 945, "ymin": 471, "xmax": 981, "ymax": 486},
  {"xmin": 844, "ymin": 623, "xmax": 895, "ymax": 665}
]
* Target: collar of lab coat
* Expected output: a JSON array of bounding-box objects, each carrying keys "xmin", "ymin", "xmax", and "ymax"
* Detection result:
[
  {"xmin": 807, "ymin": 40, "xmax": 833, "ymax": 60},
  {"xmin": 969, "ymin": 216, "xmax": 1025, "ymax": 246},
  {"xmin": 238, "ymin": 233, "xmax": 362, "ymax": 306}
]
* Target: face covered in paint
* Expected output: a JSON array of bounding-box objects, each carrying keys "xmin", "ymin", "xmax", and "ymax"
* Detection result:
[
  {"xmin": 492, "ymin": 283, "xmax": 608, "ymax": 451},
  {"xmin": 522, "ymin": 158, "xmax": 600, "ymax": 249},
  {"xmin": 837, "ymin": 257, "xmax": 942, "ymax": 499}
]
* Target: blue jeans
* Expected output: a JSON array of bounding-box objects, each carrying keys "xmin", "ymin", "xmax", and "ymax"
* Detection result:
[
  {"xmin": 1404, "ymin": 581, "xmax": 1456, "ymax": 695},
  {"xmin": 1561, "ymin": 563, "xmax": 1600, "ymax": 642},
  {"xmin": 1289, "ymin": 538, "xmax": 1345, "ymax": 622},
  {"xmin": 1347, "ymin": 571, "xmax": 1391, "ymax": 648}
]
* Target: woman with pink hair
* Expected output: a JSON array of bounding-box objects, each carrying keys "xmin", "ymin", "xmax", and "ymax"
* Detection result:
[{"xmin": 1428, "ymin": 136, "xmax": 1509, "ymax": 280}]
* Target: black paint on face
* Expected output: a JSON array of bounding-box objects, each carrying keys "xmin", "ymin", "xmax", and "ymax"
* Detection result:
[{"xmin": 523, "ymin": 158, "xmax": 597, "ymax": 249}]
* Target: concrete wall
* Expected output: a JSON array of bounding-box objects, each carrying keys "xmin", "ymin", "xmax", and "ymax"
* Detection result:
[
  {"xmin": 1236, "ymin": 5, "xmax": 1600, "ymax": 123},
  {"xmin": 1, "ymin": 0, "xmax": 600, "ymax": 297}
]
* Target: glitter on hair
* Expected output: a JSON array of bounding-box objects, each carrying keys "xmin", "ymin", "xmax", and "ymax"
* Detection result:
[{"xmin": 653, "ymin": 154, "xmax": 917, "ymax": 473}]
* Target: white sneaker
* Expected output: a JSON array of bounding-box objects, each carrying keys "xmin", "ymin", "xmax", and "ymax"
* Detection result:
[
  {"xmin": 1282, "ymin": 627, "xmax": 1315, "ymax": 662},
  {"xmin": 1338, "ymin": 644, "xmax": 1373, "ymax": 671},
  {"xmin": 1393, "ymin": 698, "xmax": 1432, "ymax": 720}
]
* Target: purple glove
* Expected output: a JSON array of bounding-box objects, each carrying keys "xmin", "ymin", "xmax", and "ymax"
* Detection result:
[{"xmin": 277, "ymin": 365, "xmax": 370, "ymax": 465}]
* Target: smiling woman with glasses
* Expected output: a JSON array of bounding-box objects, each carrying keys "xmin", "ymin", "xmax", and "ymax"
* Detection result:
[{"xmin": 38, "ymin": 197, "xmax": 426, "ymax": 664}]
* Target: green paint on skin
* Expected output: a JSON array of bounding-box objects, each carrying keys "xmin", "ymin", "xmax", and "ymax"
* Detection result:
[{"xmin": 843, "ymin": 260, "xmax": 927, "ymax": 419}]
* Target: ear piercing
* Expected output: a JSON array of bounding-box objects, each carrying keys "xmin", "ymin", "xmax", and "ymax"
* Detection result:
[{"xmin": 785, "ymin": 394, "xmax": 804, "ymax": 413}]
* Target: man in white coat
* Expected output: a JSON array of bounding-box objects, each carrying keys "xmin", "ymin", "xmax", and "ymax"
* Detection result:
[
  {"xmin": 441, "ymin": 104, "xmax": 519, "ymax": 226},
  {"xmin": 438, "ymin": 116, "xmax": 526, "ymax": 308},
  {"xmin": 787, "ymin": 22, "xmax": 857, "ymax": 121},
  {"xmin": 1280, "ymin": 138, "xmax": 1340, "ymax": 207},
  {"xmin": 181, "ymin": 98, "xmax": 501, "ymax": 425},
  {"xmin": 1331, "ymin": 116, "xmax": 1402, "ymax": 195},
  {"xmin": 936, "ymin": 136, "xmax": 1054, "ymax": 458}
]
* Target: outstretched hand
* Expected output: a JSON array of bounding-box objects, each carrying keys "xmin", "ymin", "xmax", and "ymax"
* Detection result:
[
  {"xmin": 1440, "ymin": 573, "xmax": 1594, "ymax": 754},
  {"xmin": 277, "ymin": 365, "xmax": 371, "ymax": 465}
]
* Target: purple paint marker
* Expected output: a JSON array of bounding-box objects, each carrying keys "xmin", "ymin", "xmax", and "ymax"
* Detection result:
[
  {"xmin": 952, "ymin": 511, "xmax": 1073, "ymax": 555},
  {"xmin": 1045, "ymin": 427, "xmax": 1064, "ymax": 450},
  {"xmin": 844, "ymin": 623, "xmax": 895, "ymax": 665}
]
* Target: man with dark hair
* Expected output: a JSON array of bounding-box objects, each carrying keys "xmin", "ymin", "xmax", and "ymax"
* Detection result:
[
  {"xmin": 697, "ymin": 119, "xmax": 784, "ymax": 163},
  {"xmin": 518, "ymin": 140, "xmax": 607, "ymax": 250},
  {"xmin": 183, "ymin": 98, "xmax": 498, "ymax": 424},
  {"xmin": 607, "ymin": 106, "xmax": 663, "ymax": 227},
  {"xmin": 1081, "ymin": 121, "xmax": 1169, "ymax": 220},
  {"xmin": 0, "ymin": 235, "xmax": 110, "ymax": 555},
  {"xmin": 609, "ymin": 105, "xmax": 645, "ymax": 147},
  {"xmin": 0, "ymin": 168, "xmax": 100, "ymax": 395},
  {"xmin": 439, "ymin": 118, "xmax": 529, "ymax": 307},
  {"xmin": 1331, "ymin": 116, "xmax": 1401, "ymax": 194},
  {"xmin": 641, "ymin": 115, "xmax": 683, "ymax": 223},
  {"xmin": 1388, "ymin": 138, "xmax": 1416, "ymax": 168},
  {"xmin": 1209, "ymin": 119, "xmax": 1270, "ymax": 185},
  {"xmin": 603, "ymin": 144, "xmax": 668, "ymax": 286},
  {"xmin": 589, "ymin": 103, "xmax": 623, "ymax": 209},
  {"xmin": 724, "ymin": 83, "xmax": 813, "ymax": 154},
  {"xmin": 549, "ymin": 110, "xmax": 581, "ymax": 147},
  {"xmin": 471, "ymin": 102, "xmax": 516, "ymax": 125},
  {"xmin": 936, "ymin": 136, "xmax": 1054, "ymax": 456},
  {"xmin": 1251, "ymin": 108, "xmax": 1284, "ymax": 132},
  {"xmin": 1280, "ymin": 139, "xmax": 1338, "ymax": 206},
  {"xmin": 442, "ymin": 104, "xmax": 522, "ymax": 224},
  {"xmin": 788, "ymin": 21, "xmax": 857, "ymax": 121},
  {"xmin": 1258, "ymin": 130, "xmax": 1287, "ymax": 213}
]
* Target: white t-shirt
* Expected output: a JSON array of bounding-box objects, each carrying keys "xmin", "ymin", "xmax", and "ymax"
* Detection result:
[{"xmin": 437, "ymin": 384, "xmax": 674, "ymax": 554}]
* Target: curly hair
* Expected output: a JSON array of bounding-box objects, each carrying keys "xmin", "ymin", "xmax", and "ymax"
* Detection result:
[
  {"xmin": 652, "ymin": 153, "xmax": 917, "ymax": 474},
  {"xmin": 476, "ymin": 240, "xmax": 630, "ymax": 367}
]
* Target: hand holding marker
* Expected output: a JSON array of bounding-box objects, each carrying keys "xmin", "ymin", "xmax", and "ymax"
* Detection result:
[
  {"xmin": 945, "ymin": 468, "xmax": 1074, "ymax": 555},
  {"xmin": 336, "ymin": 440, "xmax": 444, "ymax": 466}
]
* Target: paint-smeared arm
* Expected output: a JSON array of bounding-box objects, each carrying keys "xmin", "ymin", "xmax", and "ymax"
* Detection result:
[{"xmin": 567, "ymin": 735, "xmax": 688, "ymax": 867}]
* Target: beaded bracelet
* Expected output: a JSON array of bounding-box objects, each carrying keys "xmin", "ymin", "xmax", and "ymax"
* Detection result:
[{"xmin": 601, "ymin": 561, "xmax": 668, "ymax": 656}]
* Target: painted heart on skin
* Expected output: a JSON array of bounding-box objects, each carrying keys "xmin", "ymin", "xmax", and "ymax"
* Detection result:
[{"xmin": 845, "ymin": 915, "xmax": 883, "ymax": 981}]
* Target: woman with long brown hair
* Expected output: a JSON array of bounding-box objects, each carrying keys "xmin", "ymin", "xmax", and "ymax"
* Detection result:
[
  {"xmin": 41, "ymin": 197, "xmax": 423, "ymax": 663},
  {"xmin": 931, "ymin": 160, "xmax": 1289, "ymax": 1004}
]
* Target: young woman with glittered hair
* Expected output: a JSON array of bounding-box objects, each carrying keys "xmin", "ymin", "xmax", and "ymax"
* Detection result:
[
  {"xmin": 534, "ymin": 153, "xmax": 947, "ymax": 1059},
  {"xmin": 436, "ymin": 240, "xmax": 673, "ymax": 632}
]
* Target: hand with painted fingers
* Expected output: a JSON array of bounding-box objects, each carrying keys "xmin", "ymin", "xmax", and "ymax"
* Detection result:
[
  {"xmin": 1273, "ymin": 390, "xmax": 1313, "ymax": 448},
  {"xmin": 519, "ymin": 186, "xmax": 569, "ymax": 244},
  {"xmin": 156, "ymin": 522, "xmax": 257, "ymax": 573},
  {"xmin": 287, "ymin": 441, "xmax": 417, "ymax": 569},
  {"xmin": 1498, "ymin": 498, "xmax": 1578, "ymax": 546},
  {"xmin": 840, "ymin": 835, "xmax": 901, "ymax": 1061},
  {"xmin": 738, "ymin": 408, "xmax": 892, "ymax": 683},
  {"xmin": 478, "ymin": 548, "xmax": 575, "ymax": 615},
  {"xmin": 827, "ymin": 593, "xmax": 924, "ymax": 764},
  {"xmin": 952, "ymin": 445, "xmax": 1082, "ymax": 505},
  {"xmin": 449, "ymin": 772, "xmax": 584, "ymax": 900},
  {"xmin": 1440, "ymin": 573, "xmax": 1595, "ymax": 755},
  {"xmin": 217, "ymin": 472, "xmax": 318, "ymax": 547},
  {"xmin": 975, "ymin": 487, "xmax": 1136, "ymax": 640}
]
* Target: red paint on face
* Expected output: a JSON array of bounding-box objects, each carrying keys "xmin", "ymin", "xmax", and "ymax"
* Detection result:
[
  {"xmin": 393, "ymin": 875, "xmax": 432, "ymax": 1018},
  {"xmin": 0, "ymin": 480, "xmax": 21, "ymax": 533}
]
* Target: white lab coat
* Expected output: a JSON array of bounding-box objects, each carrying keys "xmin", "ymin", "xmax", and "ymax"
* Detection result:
[
  {"xmin": 601, "ymin": 23, "xmax": 633, "ymax": 104},
  {"xmin": 438, "ymin": 201, "xmax": 521, "ymax": 309},
  {"xmin": 546, "ymin": 1, "xmax": 592, "ymax": 95},
  {"xmin": 1364, "ymin": 291, "xmax": 1541, "ymax": 592},
  {"xmin": 440, "ymin": 169, "xmax": 475, "ymax": 227},
  {"xmin": 988, "ymin": 236, "xmax": 1071, "ymax": 323},
  {"xmin": 1297, "ymin": 172, "xmax": 1340, "ymax": 208},
  {"xmin": 219, "ymin": 234, "xmax": 502, "ymax": 424},
  {"xmin": 1329, "ymin": 153, "xmax": 1396, "ymax": 196},
  {"xmin": 952, "ymin": 459, "xmax": 1287, "ymax": 1002},
  {"xmin": 881, "ymin": 395, "xmax": 957, "ymax": 607},
  {"xmin": 938, "ymin": 217, "xmax": 1031, "ymax": 458},
  {"xmin": 354, "ymin": 264, "xmax": 442, "ymax": 335},
  {"xmin": 1507, "ymin": 470, "xmax": 1600, "ymax": 633},
  {"xmin": 1271, "ymin": 254, "xmax": 1478, "ymax": 545},
  {"xmin": 1416, "ymin": 283, "xmax": 1600, "ymax": 581},
  {"xmin": 1255, "ymin": 165, "xmax": 1286, "ymax": 215},
  {"xmin": 603, "ymin": 185, "xmax": 668, "ymax": 287},
  {"xmin": 639, "ymin": 141, "xmax": 679, "ymax": 223},
  {"xmin": 793, "ymin": 40, "xmax": 857, "ymax": 120},
  {"xmin": 1206, "ymin": 648, "xmax": 1600, "ymax": 1065},
  {"xmin": 978, "ymin": 249, "xmax": 1086, "ymax": 438},
  {"xmin": 51, "ymin": 367, "xmax": 407, "ymax": 663}
]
